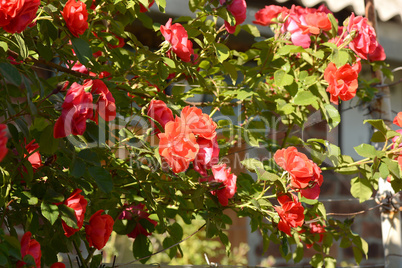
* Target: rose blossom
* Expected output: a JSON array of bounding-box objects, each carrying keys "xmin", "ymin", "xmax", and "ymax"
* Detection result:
[
  {"xmin": 180, "ymin": 106, "xmax": 217, "ymax": 140},
  {"xmin": 119, "ymin": 203, "xmax": 158, "ymax": 239},
  {"xmin": 274, "ymin": 194, "xmax": 304, "ymax": 236},
  {"xmin": 85, "ymin": 210, "xmax": 114, "ymax": 250},
  {"xmin": 220, "ymin": 0, "xmax": 247, "ymax": 34},
  {"xmin": 62, "ymin": 0, "xmax": 89, "ymax": 37},
  {"xmin": 253, "ymin": 5, "xmax": 286, "ymax": 26},
  {"xmin": 299, "ymin": 12, "xmax": 332, "ymax": 35},
  {"xmin": 193, "ymin": 137, "xmax": 220, "ymax": 177},
  {"xmin": 0, "ymin": 0, "xmax": 40, "ymax": 34},
  {"xmin": 393, "ymin": 112, "xmax": 402, "ymax": 127},
  {"xmin": 210, "ymin": 163, "xmax": 237, "ymax": 206},
  {"xmin": 90, "ymin": 79, "xmax": 116, "ymax": 123},
  {"xmin": 24, "ymin": 139, "xmax": 42, "ymax": 171},
  {"xmin": 17, "ymin": 232, "xmax": 41, "ymax": 268},
  {"xmin": 147, "ymin": 100, "xmax": 174, "ymax": 133},
  {"xmin": 160, "ymin": 18, "xmax": 195, "ymax": 62},
  {"xmin": 60, "ymin": 189, "xmax": 88, "ymax": 237},
  {"xmin": 0, "ymin": 124, "xmax": 8, "ymax": 162},
  {"xmin": 158, "ymin": 117, "xmax": 199, "ymax": 173},
  {"xmin": 347, "ymin": 13, "xmax": 383, "ymax": 60},
  {"xmin": 274, "ymin": 146, "xmax": 323, "ymax": 199},
  {"xmin": 324, "ymin": 61, "xmax": 360, "ymax": 105},
  {"xmin": 54, "ymin": 81, "xmax": 93, "ymax": 138}
]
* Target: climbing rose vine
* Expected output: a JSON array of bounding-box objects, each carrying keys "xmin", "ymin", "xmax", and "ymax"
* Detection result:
[{"xmin": 0, "ymin": 0, "xmax": 398, "ymax": 267}]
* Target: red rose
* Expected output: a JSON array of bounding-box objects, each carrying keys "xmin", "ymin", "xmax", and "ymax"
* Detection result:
[
  {"xmin": 324, "ymin": 62, "xmax": 359, "ymax": 105},
  {"xmin": 305, "ymin": 222, "xmax": 325, "ymax": 248},
  {"xmin": 274, "ymin": 146, "xmax": 323, "ymax": 199},
  {"xmin": 299, "ymin": 12, "xmax": 332, "ymax": 35},
  {"xmin": 160, "ymin": 18, "xmax": 194, "ymax": 62},
  {"xmin": 119, "ymin": 204, "xmax": 158, "ymax": 239},
  {"xmin": 274, "ymin": 194, "xmax": 304, "ymax": 236},
  {"xmin": 193, "ymin": 137, "xmax": 220, "ymax": 177},
  {"xmin": 90, "ymin": 79, "xmax": 116, "ymax": 123},
  {"xmin": 139, "ymin": 0, "xmax": 155, "ymax": 13},
  {"xmin": 17, "ymin": 232, "xmax": 41, "ymax": 268},
  {"xmin": 158, "ymin": 117, "xmax": 199, "ymax": 173},
  {"xmin": 85, "ymin": 210, "xmax": 114, "ymax": 250},
  {"xmin": 393, "ymin": 112, "xmax": 402, "ymax": 127},
  {"xmin": 180, "ymin": 106, "xmax": 217, "ymax": 140},
  {"xmin": 1, "ymin": 0, "xmax": 40, "ymax": 34},
  {"xmin": 210, "ymin": 163, "xmax": 237, "ymax": 206},
  {"xmin": 220, "ymin": 0, "xmax": 247, "ymax": 34},
  {"xmin": 0, "ymin": 124, "xmax": 8, "ymax": 162},
  {"xmin": 62, "ymin": 0, "xmax": 89, "ymax": 37},
  {"xmin": 147, "ymin": 100, "xmax": 174, "ymax": 133},
  {"xmin": 0, "ymin": 0, "xmax": 24, "ymax": 27},
  {"xmin": 368, "ymin": 44, "xmax": 386, "ymax": 62},
  {"xmin": 61, "ymin": 189, "xmax": 88, "ymax": 237},
  {"xmin": 50, "ymin": 262, "xmax": 66, "ymax": 268},
  {"xmin": 54, "ymin": 81, "xmax": 93, "ymax": 138},
  {"xmin": 347, "ymin": 13, "xmax": 380, "ymax": 60},
  {"xmin": 24, "ymin": 139, "xmax": 42, "ymax": 171},
  {"xmin": 253, "ymin": 5, "xmax": 286, "ymax": 26}
]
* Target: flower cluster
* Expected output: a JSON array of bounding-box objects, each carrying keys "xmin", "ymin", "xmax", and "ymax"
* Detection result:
[
  {"xmin": 160, "ymin": 18, "xmax": 195, "ymax": 62},
  {"xmin": 274, "ymin": 193, "xmax": 305, "ymax": 236},
  {"xmin": 254, "ymin": 4, "xmax": 333, "ymax": 48},
  {"xmin": 62, "ymin": 0, "xmax": 89, "ymax": 37},
  {"xmin": 119, "ymin": 203, "xmax": 158, "ymax": 239},
  {"xmin": 150, "ymin": 102, "xmax": 236, "ymax": 206},
  {"xmin": 155, "ymin": 104, "xmax": 217, "ymax": 174},
  {"xmin": 54, "ymin": 79, "xmax": 116, "ymax": 138},
  {"xmin": 0, "ymin": 0, "xmax": 40, "ymax": 34},
  {"xmin": 274, "ymin": 146, "xmax": 323, "ymax": 200}
]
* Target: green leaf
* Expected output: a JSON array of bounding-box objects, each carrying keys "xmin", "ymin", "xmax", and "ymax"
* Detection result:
[
  {"xmin": 330, "ymin": 48, "xmax": 349, "ymax": 67},
  {"xmin": 241, "ymin": 24, "xmax": 260, "ymax": 37},
  {"xmin": 71, "ymin": 38, "xmax": 92, "ymax": 65},
  {"xmin": 215, "ymin": 43, "xmax": 230, "ymax": 63},
  {"xmin": 0, "ymin": 62, "xmax": 21, "ymax": 86},
  {"xmin": 222, "ymin": 62, "xmax": 237, "ymax": 84},
  {"xmin": 274, "ymin": 69, "xmax": 293, "ymax": 87},
  {"xmin": 323, "ymin": 104, "xmax": 341, "ymax": 130},
  {"xmin": 241, "ymin": 158, "xmax": 263, "ymax": 171},
  {"xmin": 353, "ymin": 144, "xmax": 378, "ymax": 158},
  {"xmin": 363, "ymin": 119, "xmax": 387, "ymax": 135},
  {"xmin": 132, "ymin": 234, "xmax": 153, "ymax": 263},
  {"xmin": 350, "ymin": 177, "xmax": 372, "ymax": 202},
  {"xmin": 0, "ymin": 41, "xmax": 8, "ymax": 52},
  {"xmin": 39, "ymin": 125, "xmax": 59, "ymax": 154},
  {"xmin": 277, "ymin": 45, "xmax": 305, "ymax": 55},
  {"xmin": 383, "ymin": 158, "xmax": 400, "ymax": 178},
  {"xmin": 90, "ymin": 254, "xmax": 103, "ymax": 268},
  {"xmin": 15, "ymin": 34, "xmax": 29, "ymax": 59},
  {"xmin": 59, "ymin": 205, "xmax": 78, "ymax": 229},
  {"xmin": 88, "ymin": 166, "xmax": 114, "ymax": 193},
  {"xmin": 293, "ymin": 91, "xmax": 317, "ymax": 106},
  {"xmin": 41, "ymin": 202, "xmax": 59, "ymax": 225},
  {"xmin": 310, "ymin": 254, "xmax": 324, "ymax": 267},
  {"xmin": 155, "ymin": 0, "xmax": 166, "ymax": 12},
  {"xmin": 324, "ymin": 256, "xmax": 337, "ymax": 268},
  {"xmin": 162, "ymin": 57, "xmax": 175, "ymax": 68},
  {"xmin": 256, "ymin": 169, "xmax": 279, "ymax": 182}
]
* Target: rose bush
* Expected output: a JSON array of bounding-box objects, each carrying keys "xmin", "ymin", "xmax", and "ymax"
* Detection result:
[{"xmin": 0, "ymin": 0, "xmax": 397, "ymax": 267}]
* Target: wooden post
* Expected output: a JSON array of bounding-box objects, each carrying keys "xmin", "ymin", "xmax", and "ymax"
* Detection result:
[{"xmin": 364, "ymin": 1, "xmax": 402, "ymax": 267}]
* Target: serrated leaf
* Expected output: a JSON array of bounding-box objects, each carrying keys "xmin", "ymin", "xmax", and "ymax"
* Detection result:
[
  {"xmin": 41, "ymin": 202, "xmax": 59, "ymax": 225},
  {"xmin": 353, "ymin": 144, "xmax": 378, "ymax": 158},
  {"xmin": 293, "ymin": 91, "xmax": 317, "ymax": 106},
  {"xmin": 215, "ymin": 43, "xmax": 230, "ymax": 63},
  {"xmin": 274, "ymin": 69, "xmax": 293, "ymax": 87},
  {"xmin": 350, "ymin": 177, "xmax": 372, "ymax": 202},
  {"xmin": 132, "ymin": 234, "xmax": 153, "ymax": 263},
  {"xmin": 88, "ymin": 166, "xmax": 114, "ymax": 193},
  {"xmin": 364, "ymin": 119, "xmax": 387, "ymax": 135},
  {"xmin": 323, "ymin": 104, "xmax": 340, "ymax": 130},
  {"xmin": 71, "ymin": 38, "xmax": 92, "ymax": 65},
  {"xmin": 0, "ymin": 62, "xmax": 21, "ymax": 86}
]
